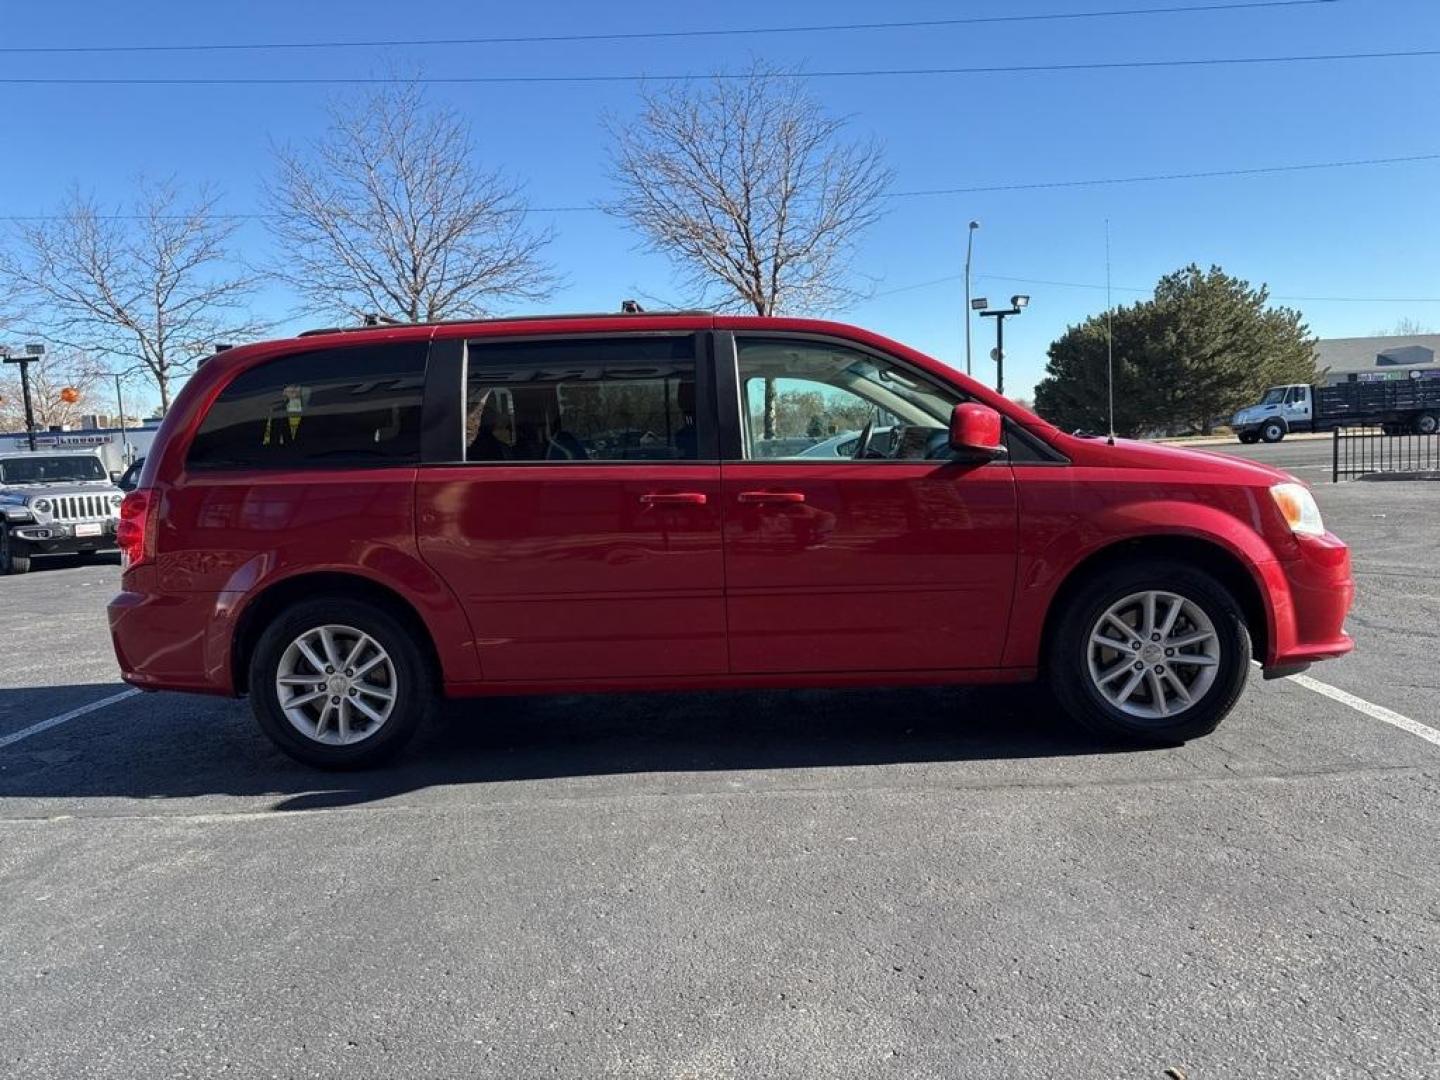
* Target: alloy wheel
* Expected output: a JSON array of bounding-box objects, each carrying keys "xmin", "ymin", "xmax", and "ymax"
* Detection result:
[
  {"xmin": 1085, "ymin": 590, "xmax": 1221, "ymax": 722},
  {"xmin": 275, "ymin": 624, "xmax": 398, "ymax": 745}
]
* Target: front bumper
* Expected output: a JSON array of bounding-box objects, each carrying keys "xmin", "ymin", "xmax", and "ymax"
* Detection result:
[
  {"xmin": 9, "ymin": 519, "xmax": 118, "ymax": 554},
  {"xmin": 1263, "ymin": 531, "xmax": 1355, "ymax": 669}
]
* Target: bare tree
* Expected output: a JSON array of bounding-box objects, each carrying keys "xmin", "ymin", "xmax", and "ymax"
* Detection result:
[
  {"xmin": 607, "ymin": 62, "xmax": 892, "ymax": 317},
  {"xmin": 265, "ymin": 82, "xmax": 556, "ymax": 323},
  {"xmin": 3, "ymin": 180, "xmax": 263, "ymax": 412},
  {"xmin": 0, "ymin": 349, "xmax": 107, "ymax": 431},
  {"xmin": 1373, "ymin": 317, "xmax": 1434, "ymax": 337}
]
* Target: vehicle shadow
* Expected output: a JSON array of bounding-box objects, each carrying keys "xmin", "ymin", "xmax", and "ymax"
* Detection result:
[
  {"xmin": 0, "ymin": 682, "xmax": 1142, "ymax": 811},
  {"xmin": 5, "ymin": 551, "xmax": 122, "ymax": 574}
]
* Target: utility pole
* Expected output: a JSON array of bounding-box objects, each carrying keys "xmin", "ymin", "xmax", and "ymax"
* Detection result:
[
  {"xmin": 978, "ymin": 296, "xmax": 1029, "ymax": 397},
  {"xmin": 113, "ymin": 373, "xmax": 131, "ymax": 464},
  {"xmin": 1, "ymin": 343, "xmax": 47, "ymax": 452},
  {"xmin": 964, "ymin": 220, "xmax": 980, "ymax": 376}
]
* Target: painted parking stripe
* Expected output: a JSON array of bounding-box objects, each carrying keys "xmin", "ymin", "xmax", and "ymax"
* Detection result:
[
  {"xmin": 1288, "ymin": 673, "xmax": 1440, "ymax": 751},
  {"xmin": 0, "ymin": 688, "xmax": 141, "ymax": 751}
]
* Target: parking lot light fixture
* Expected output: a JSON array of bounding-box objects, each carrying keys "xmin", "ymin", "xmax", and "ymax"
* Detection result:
[
  {"xmin": 1, "ymin": 343, "xmax": 47, "ymax": 452},
  {"xmin": 978, "ymin": 298, "xmax": 1030, "ymax": 396}
]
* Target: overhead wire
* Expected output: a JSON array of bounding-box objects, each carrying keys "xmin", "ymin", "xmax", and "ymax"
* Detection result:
[
  {"xmin": 4, "ymin": 47, "xmax": 1438, "ymax": 85},
  {"xmin": 0, "ymin": 1, "xmax": 1340, "ymax": 55}
]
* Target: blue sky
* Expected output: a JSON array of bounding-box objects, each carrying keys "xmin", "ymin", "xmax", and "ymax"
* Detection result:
[{"xmin": 2, "ymin": 0, "xmax": 1438, "ymax": 410}]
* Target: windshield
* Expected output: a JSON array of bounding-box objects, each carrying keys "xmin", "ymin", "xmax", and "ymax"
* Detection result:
[
  {"xmin": 0, "ymin": 455, "xmax": 108, "ymax": 484},
  {"xmin": 1260, "ymin": 387, "xmax": 1288, "ymax": 405}
]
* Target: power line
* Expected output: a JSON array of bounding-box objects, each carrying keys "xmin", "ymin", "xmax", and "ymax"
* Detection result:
[
  {"xmin": 885, "ymin": 273, "xmax": 1440, "ymax": 304},
  {"xmin": 2, "ymin": 46, "xmax": 1434, "ymax": 86},
  {"xmin": 0, "ymin": 1, "xmax": 1339, "ymax": 55},
  {"xmin": 4, "ymin": 148, "xmax": 1437, "ymax": 223},
  {"xmin": 987, "ymin": 273, "xmax": 1440, "ymax": 302},
  {"xmin": 892, "ymin": 153, "xmax": 1440, "ymax": 196}
]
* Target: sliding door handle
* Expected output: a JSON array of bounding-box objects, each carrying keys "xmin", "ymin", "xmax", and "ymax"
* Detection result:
[
  {"xmin": 639, "ymin": 492, "xmax": 708, "ymax": 506},
  {"xmin": 737, "ymin": 491, "xmax": 806, "ymax": 505}
]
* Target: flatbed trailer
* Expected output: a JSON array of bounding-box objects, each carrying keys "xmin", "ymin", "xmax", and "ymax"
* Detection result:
[{"xmin": 1232, "ymin": 375, "xmax": 1440, "ymax": 442}]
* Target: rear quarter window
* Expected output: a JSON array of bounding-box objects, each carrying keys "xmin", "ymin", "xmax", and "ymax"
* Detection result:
[{"xmin": 187, "ymin": 342, "xmax": 428, "ymax": 470}]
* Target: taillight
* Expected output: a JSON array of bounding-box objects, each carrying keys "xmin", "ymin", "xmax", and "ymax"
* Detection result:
[{"xmin": 117, "ymin": 490, "xmax": 153, "ymax": 568}]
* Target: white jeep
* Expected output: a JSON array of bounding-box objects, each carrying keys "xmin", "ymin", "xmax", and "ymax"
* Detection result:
[{"xmin": 0, "ymin": 450, "xmax": 125, "ymax": 574}]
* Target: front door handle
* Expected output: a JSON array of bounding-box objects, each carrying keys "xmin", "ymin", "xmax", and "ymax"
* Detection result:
[
  {"xmin": 639, "ymin": 492, "xmax": 708, "ymax": 506},
  {"xmin": 737, "ymin": 491, "xmax": 806, "ymax": 505}
]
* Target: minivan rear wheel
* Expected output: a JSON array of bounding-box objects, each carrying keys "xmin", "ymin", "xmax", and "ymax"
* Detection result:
[
  {"xmin": 1048, "ymin": 560, "xmax": 1251, "ymax": 745},
  {"xmin": 249, "ymin": 597, "xmax": 432, "ymax": 769}
]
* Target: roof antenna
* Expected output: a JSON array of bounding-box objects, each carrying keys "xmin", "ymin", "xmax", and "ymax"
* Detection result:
[{"xmin": 1105, "ymin": 218, "xmax": 1116, "ymax": 446}]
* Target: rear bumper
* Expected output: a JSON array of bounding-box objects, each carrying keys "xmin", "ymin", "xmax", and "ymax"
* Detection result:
[
  {"xmin": 1263, "ymin": 531, "xmax": 1355, "ymax": 669},
  {"xmin": 108, "ymin": 585, "xmax": 238, "ymax": 696}
]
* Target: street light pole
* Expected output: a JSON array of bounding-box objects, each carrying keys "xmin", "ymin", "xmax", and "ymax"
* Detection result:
[
  {"xmin": 978, "ymin": 295, "xmax": 1029, "ymax": 398},
  {"xmin": 964, "ymin": 220, "xmax": 980, "ymax": 376},
  {"xmin": 114, "ymin": 373, "xmax": 130, "ymax": 464},
  {"xmin": 1, "ymin": 344, "xmax": 47, "ymax": 452},
  {"xmin": 995, "ymin": 312, "xmax": 1007, "ymax": 396},
  {"xmin": 17, "ymin": 361, "xmax": 37, "ymax": 452}
]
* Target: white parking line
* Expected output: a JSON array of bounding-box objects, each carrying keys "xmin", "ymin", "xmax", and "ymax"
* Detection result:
[
  {"xmin": 1288, "ymin": 673, "xmax": 1440, "ymax": 750},
  {"xmin": 0, "ymin": 688, "xmax": 141, "ymax": 751}
]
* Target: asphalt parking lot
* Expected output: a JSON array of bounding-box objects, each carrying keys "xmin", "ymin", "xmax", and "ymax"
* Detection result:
[{"xmin": 2, "ymin": 447, "xmax": 1437, "ymax": 1078}]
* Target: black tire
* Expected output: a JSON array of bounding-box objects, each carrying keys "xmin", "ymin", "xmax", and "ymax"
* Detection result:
[
  {"xmin": 1238, "ymin": 431, "xmax": 1259, "ymax": 444},
  {"xmin": 1047, "ymin": 559, "xmax": 1252, "ymax": 745},
  {"xmin": 1414, "ymin": 411, "xmax": 1439, "ymax": 436},
  {"xmin": 249, "ymin": 597, "xmax": 433, "ymax": 769},
  {"xmin": 1260, "ymin": 419, "xmax": 1286, "ymax": 443},
  {"xmin": 0, "ymin": 529, "xmax": 32, "ymax": 575}
]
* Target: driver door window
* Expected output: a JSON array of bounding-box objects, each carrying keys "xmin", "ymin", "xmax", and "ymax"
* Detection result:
[{"xmin": 736, "ymin": 339, "xmax": 960, "ymax": 462}]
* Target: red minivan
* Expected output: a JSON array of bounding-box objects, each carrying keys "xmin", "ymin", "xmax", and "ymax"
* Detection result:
[{"xmin": 108, "ymin": 313, "xmax": 1354, "ymax": 768}]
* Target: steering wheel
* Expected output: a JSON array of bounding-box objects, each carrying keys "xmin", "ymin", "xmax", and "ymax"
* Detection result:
[{"xmin": 851, "ymin": 417, "xmax": 875, "ymax": 460}]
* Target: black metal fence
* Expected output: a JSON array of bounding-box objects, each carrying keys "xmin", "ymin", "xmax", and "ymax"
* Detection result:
[{"xmin": 1333, "ymin": 426, "xmax": 1440, "ymax": 482}]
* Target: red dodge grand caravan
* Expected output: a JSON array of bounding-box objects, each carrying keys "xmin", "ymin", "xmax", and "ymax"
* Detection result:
[{"xmin": 108, "ymin": 313, "xmax": 1354, "ymax": 768}]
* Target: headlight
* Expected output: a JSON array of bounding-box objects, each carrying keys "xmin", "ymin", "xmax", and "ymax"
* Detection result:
[
  {"xmin": 1270, "ymin": 482, "xmax": 1325, "ymax": 536},
  {"xmin": 33, "ymin": 498, "xmax": 51, "ymax": 513},
  {"xmin": 110, "ymin": 494, "xmax": 124, "ymax": 507}
]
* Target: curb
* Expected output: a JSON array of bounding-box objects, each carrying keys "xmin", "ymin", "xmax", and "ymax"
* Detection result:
[
  {"xmin": 1156, "ymin": 433, "xmax": 1332, "ymax": 447},
  {"xmin": 1355, "ymin": 471, "xmax": 1440, "ymax": 482}
]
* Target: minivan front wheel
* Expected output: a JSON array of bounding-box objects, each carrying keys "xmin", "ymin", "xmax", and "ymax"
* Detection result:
[
  {"xmin": 1048, "ymin": 561, "xmax": 1251, "ymax": 744},
  {"xmin": 249, "ymin": 598, "xmax": 432, "ymax": 768}
]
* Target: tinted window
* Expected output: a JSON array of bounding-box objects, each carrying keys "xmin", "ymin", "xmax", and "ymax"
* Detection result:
[
  {"xmin": 188, "ymin": 343, "xmax": 427, "ymax": 470},
  {"xmin": 465, "ymin": 336, "xmax": 700, "ymax": 462}
]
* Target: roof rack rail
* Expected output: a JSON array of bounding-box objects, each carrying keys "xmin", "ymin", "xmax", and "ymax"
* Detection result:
[{"xmin": 297, "ymin": 304, "xmax": 714, "ymax": 338}]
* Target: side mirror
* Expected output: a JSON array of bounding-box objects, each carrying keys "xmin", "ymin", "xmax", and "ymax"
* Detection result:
[
  {"xmin": 949, "ymin": 402, "xmax": 1005, "ymax": 457},
  {"xmin": 110, "ymin": 471, "xmax": 122, "ymax": 482}
]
